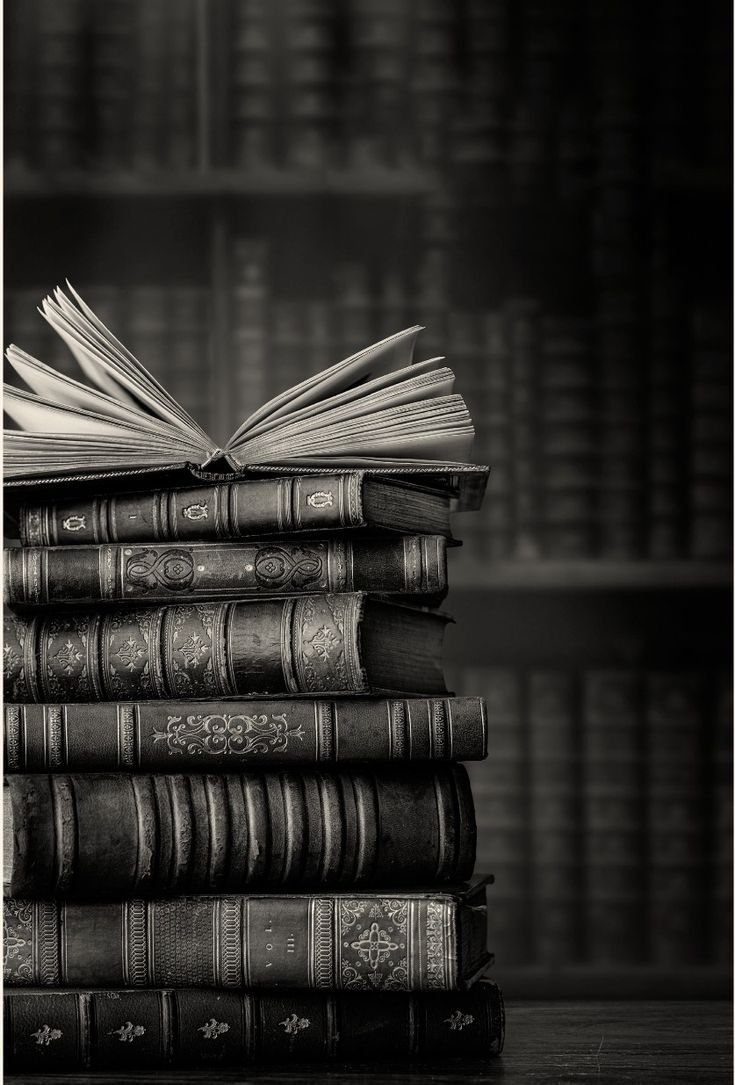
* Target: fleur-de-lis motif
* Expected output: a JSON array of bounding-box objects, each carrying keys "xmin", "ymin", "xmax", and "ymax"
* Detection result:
[
  {"xmin": 308, "ymin": 624, "xmax": 339, "ymax": 661},
  {"xmin": 3, "ymin": 644, "xmax": 21, "ymax": 672},
  {"xmin": 182, "ymin": 503, "xmax": 209, "ymax": 521},
  {"xmin": 198, "ymin": 1018, "xmax": 230, "ymax": 1039},
  {"xmin": 444, "ymin": 1011, "xmax": 475, "ymax": 1031},
  {"xmin": 114, "ymin": 636, "xmax": 145, "ymax": 671},
  {"xmin": 110, "ymin": 1022, "xmax": 146, "ymax": 1043},
  {"xmin": 61, "ymin": 514, "xmax": 86, "ymax": 532},
  {"xmin": 54, "ymin": 639, "xmax": 83, "ymax": 674},
  {"xmin": 350, "ymin": 921, "xmax": 399, "ymax": 971},
  {"xmin": 179, "ymin": 632, "xmax": 209, "ymax": 668},
  {"xmin": 306, "ymin": 491, "xmax": 334, "ymax": 509},
  {"xmin": 31, "ymin": 1025, "xmax": 62, "ymax": 1046},
  {"xmin": 279, "ymin": 1014, "xmax": 310, "ymax": 1035}
]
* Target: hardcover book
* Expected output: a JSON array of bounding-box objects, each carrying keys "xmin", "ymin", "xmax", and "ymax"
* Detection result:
[
  {"xmin": 4, "ymin": 766, "xmax": 476, "ymax": 896},
  {"xmin": 4, "ymin": 981, "xmax": 505, "ymax": 1070},
  {"xmin": 4, "ymin": 594, "xmax": 450, "ymax": 702},
  {"xmin": 3, "ymin": 879, "xmax": 492, "ymax": 991},
  {"xmin": 4, "ymin": 696, "xmax": 487, "ymax": 771},
  {"xmin": 4, "ymin": 535, "xmax": 449, "ymax": 606},
  {"xmin": 12, "ymin": 473, "xmax": 455, "ymax": 546}
]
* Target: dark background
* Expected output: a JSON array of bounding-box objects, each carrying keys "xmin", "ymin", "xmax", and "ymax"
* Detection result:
[{"xmin": 4, "ymin": 0, "xmax": 733, "ymax": 997}]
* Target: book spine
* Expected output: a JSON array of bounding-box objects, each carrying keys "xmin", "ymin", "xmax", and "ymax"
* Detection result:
[
  {"xmin": 5, "ymin": 766, "xmax": 475, "ymax": 896},
  {"xmin": 5, "ymin": 537, "xmax": 447, "ymax": 606},
  {"xmin": 20, "ymin": 475, "xmax": 368, "ymax": 547},
  {"xmin": 4, "ymin": 595, "xmax": 382, "ymax": 703},
  {"xmin": 4, "ymin": 697, "xmax": 487, "ymax": 771},
  {"xmin": 3, "ymin": 891, "xmax": 477, "ymax": 991},
  {"xmin": 5, "ymin": 982, "xmax": 505, "ymax": 1069}
]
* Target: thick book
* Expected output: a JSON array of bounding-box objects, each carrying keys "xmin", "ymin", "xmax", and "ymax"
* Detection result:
[
  {"xmin": 4, "ymin": 981, "xmax": 505, "ymax": 1070},
  {"xmin": 14, "ymin": 473, "xmax": 454, "ymax": 547},
  {"xmin": 4, "ymin": 536, "xmax": 449, "ymax": 607},
  {"xmin": 3, "ymin": 879, "xmax": 491, "ymax": 991},
  {"xmin": 4, "ymin": 593, "xmax": 449, "ymax": 703},
  {"xmin": 4, "ymin": 766, "xmax": 476, "ymax": 896},
  {"xmin": 4, "ymin": 696, "xmax": 487, "ymax": 772},
  {"xmin": 3, "ymin": 285, "xmax": 484, "ymax": 488}
]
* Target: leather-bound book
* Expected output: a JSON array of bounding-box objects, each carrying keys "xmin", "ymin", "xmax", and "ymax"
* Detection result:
[
  {"xmin": 4, "ymin": 981, "xmax": 505, "ymax": 1070},
  {"xmin": 4, "ymin": 696, "xmax": 487, "ymax": 772},
  {"xmin": 4, "ymin": 766, "xmax": 476, "ymax": 896},
  {"xmin": 3, "ymin": 594, "xmax": 449, "ymax": 703},
  {"xmin": 4, "ymin": 535, "xmax": 448, "ymax": 607},
  {"xmin": 14, "ymin": 474, "xmax": 454, "ymax": 546},
  {"xmin": 4, "ymin": 879, "xmax": 491, "ymax": 990}
]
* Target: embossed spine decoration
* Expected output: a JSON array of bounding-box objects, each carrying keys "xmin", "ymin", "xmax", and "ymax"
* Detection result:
[
  {"xmin": 4, "ymin": 767, "xmax": 475, "ymax": 895},
  {"xmin": 18, "ymin": 474, "xmax": 366, "ymax": 547},
  {"xmin": 4, "ymin": 594, "xmax": 451, "ymax": 703},
  {"xmin": 4, "ymin": 536, "xmax": 446, "ymax": 606},
  {"xmin": 3, "ymin": 982, "xmax": 505, "ymax": 1069},
  {"xmin": 3, "ymin": 697, "xmax": 487, "ymax": 771},
  {"xmin": 3, "ymin": 887, "xmax": 486, "ymax": 991}
]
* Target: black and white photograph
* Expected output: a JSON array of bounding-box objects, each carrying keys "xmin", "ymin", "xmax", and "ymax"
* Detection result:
[{"xmin": 2, "ymin": 1, "xmax": 733, "ymax": 1082}]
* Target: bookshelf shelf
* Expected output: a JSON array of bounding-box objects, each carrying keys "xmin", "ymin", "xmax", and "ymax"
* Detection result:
[
  {"xmin": 448, "ymin": 559, "xmax": 733, "ymax": 591},
  {"xmin": 4, "ymin": 167, "xmax": 436, "ymax": 200},
  {"xmin": 497, "ymin": 964, "xmax": 732, "ymax": 1000}
]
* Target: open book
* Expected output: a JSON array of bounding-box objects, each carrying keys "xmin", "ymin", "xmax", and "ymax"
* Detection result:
[{"xmin": 4, "ymin": 285, "xmax": 477, "ymax": 481}]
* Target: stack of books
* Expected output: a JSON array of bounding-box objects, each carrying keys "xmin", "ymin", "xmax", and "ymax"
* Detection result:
[{"xmin": 2, "ymin": 288, "xmax": 504, "ymax": 1071}]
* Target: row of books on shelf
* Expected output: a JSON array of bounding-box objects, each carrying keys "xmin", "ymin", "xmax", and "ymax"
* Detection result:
[
  {"xmin": 7, "ymin": 263, "xmax": 730, "ymax": 560},
  {"xmin": 5, "ymin": 0, "xmax": 728, "ymax": 181},
  {"xmin": 449, "ymin": 665, "xmax": 733, "ymax": 968}
]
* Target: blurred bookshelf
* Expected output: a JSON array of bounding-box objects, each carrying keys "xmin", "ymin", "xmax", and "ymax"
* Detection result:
[{"xmin": 4, "ymin": 0, "xmax": 732, "ymax": 1000}]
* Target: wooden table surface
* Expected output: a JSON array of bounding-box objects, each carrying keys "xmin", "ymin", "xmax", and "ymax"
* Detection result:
[{"xmin": 6, "ymin": 1001, "xmax": 731, "ymax": 1084}]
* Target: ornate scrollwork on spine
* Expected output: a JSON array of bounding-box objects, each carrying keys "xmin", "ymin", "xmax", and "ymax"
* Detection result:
[
  {"xmin": 21, "ymin": 504, "xmax": 44, "ymax": 547},
  {"xmin": 254, "ymin": 545, "xmax": 325, "ymax": 590},
  {"xmin": 3, "ymin": 899, "xmax": 35, "ymax": 985},
  {"xmin": 5, "ymin": 705, "xmax": 22, "ymax": 770},
  {"xmin": 125, "ymin": 549, "xmax": 195, "ymax": 594},
  {"xmin": 339, "ymin": 899, "xmax": 409, "ymax": 991},
  {"xmin": 152, "ymin": 712, "xmax": 303, "ymax": 757},
  {"xmin": 37, "ymin": 902, "xmax": 60, "ymax": 985},
  {"xmin": 294, "ymin": 595, "xmax": 365, "ymax": 693}
]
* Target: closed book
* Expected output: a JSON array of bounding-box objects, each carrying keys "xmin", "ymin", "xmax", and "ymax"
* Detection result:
[
  {"xmin": 4, "ymin": 981, "xmax": 505, "ymax": 1071},
  {"xmin": 4, "ymin": 766, "xmax": 476, "ymax": 896},
  {"xmin": 4, "ymin": 696, "xmax": 487, "ymax": 772},
  {"xmin": 5, "ymin": 536, "xmax": 448, "ymax": 607},
  {"xmin": 15, "ymin": 474, "xmax": 454, "ymax": 547},
  {"xmin": 4, "ymin": 594, "xmax": 449, "ymax": 703},
  {"xmin": 3, "ymin": 879, "xmax": 491, "ymax": 991}
]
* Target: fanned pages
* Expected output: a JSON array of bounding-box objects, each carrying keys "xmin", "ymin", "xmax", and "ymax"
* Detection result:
[{"xmin": 3, "ymin": 285, "xmax": 476, "ymax": 479}]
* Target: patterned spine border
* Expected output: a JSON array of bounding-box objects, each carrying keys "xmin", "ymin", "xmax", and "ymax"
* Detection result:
[
  {"xmin": 117, "ymin": 705, "xmax": 137, "ymax": 767},
  {"xmin": 316, "ymin": 701, "xmax": 335, "ymax": 762},
  {"xmin": 424, "ymin": 901, "xmax": 449, "ymax": 990},
  {"xmin": 37, "ymin": 901, "xmax": 61, "ymax": 985},
  {"xmin": 124, "ymin": 901, "xmax": 149, "ymax": 986},
  {"xmin": 430, "ymin": 700, "xmax": 448, "ymax": 760},
  {"xmin": 346, "ymin": 473, "xmax": 362, "ymax": 526},
  {"xmin": 309, "ymin": 899, "xmax": 335, "ymax": 988},
  {"xmin": 218, "ymin": 898, "xmax": 243, "ymax": 987},
  {"xmin": 5, "ymin": 705, "xmax": 22, "ymax": 770},
  {"xmin": 44, "ymin": 705, "xmax": 64, "ymax": 769},
  {"xmin": 389, "ymin": 701, "xmax": 408, "ymax": 759}
]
